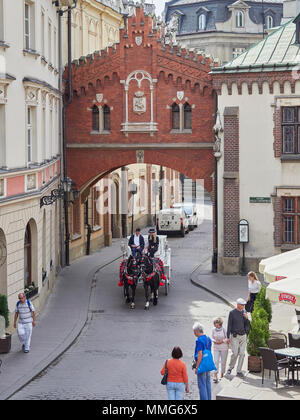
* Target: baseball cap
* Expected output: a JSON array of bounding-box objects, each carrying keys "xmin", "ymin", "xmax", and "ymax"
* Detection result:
[{"xmin": 237, "ymin": 298, "xmax": 247, "ymax": 305}]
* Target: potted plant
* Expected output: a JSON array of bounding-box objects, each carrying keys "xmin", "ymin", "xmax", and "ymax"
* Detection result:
[
  {"xmin": 247, "ymin": 306, "xmax": 270, "ymax": 372},
  {"xmin": 253, "ymin": 286, "xmax": 272, "ymax": 323},
  {"xmin": 0, "ymin": 294, "xmax": 11, "ymax": 354}
]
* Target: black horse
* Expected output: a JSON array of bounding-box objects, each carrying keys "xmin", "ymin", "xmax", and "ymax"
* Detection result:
[
  {"xmin": 140, "ymin": 254, "xmax": 164, "ymax": 310},
  {"xmin": 119, "ymin": 255, "xmax": 141, "ymax": 309}
]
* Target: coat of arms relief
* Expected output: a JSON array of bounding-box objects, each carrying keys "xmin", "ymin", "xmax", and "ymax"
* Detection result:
[{"xmin": 133, "ymin": 91, "xmax": 146, "ymax": 115}]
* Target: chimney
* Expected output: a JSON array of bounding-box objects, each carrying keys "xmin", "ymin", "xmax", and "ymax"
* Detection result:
[{"xmin": 282, "ymin": 0, "xmax": 300, "ymax": 23}]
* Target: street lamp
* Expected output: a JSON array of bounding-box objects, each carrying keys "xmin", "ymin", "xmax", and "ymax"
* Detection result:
[
  {"xmin": 212, "ymin": 109, "xmax": 223, "ymax": 273},
  {"xmin": 129, "ymin": 182, "xmax": 137, "ymax": 235}
]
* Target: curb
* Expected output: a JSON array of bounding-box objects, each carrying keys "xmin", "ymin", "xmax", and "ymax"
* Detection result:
[
  {"xmin": 1, "ymin": 254, "xmax": 122, "ymax": 400},
  {"xmin": 190, "ymin": 262, "xmax": 235, "ymax": 310}
]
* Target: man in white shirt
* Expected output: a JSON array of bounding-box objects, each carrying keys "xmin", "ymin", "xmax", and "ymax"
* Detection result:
[
  {"xmin": 14, "ymin": 293, "xmax": 36, "ymax": 353},
  {"xmin": 128, "ymin": 228, "xmax": 145, "ymax": 258}
]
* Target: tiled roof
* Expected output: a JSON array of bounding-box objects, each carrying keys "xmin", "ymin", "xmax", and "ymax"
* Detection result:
[{"xmin": 211, "ymin": 18, "xmax": 300, "ymax": 73}]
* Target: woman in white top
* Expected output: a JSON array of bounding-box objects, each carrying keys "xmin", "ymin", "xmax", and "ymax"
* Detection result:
[
  {"xmin": 246, "ymin": 271, "xmax": 261, "ymax": 313},
  {"xmin": 211, "ymin": 317, "xmax": 229, "ymax": 383}
]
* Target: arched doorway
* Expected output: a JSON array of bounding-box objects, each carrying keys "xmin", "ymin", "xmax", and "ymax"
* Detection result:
[
  {"xmin": 0, "ymin": 228, "xmax": 7, "ymax": 296},
  {"xmin": 111, "ymin": 179, "xmax": 121, "ymax": 238},
  {"xmin": 24, "ymin": 219, "xmax": 38, "ymax": 288}
]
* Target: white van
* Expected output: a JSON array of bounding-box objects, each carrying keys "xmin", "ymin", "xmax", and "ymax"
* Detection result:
[
  {"xmin": 172, "ymin": 202, "xmax": 198, "ymax": 230},
  {"xmin": 156, "ymin": 208, "xmax": 189, "ymax": 237}
]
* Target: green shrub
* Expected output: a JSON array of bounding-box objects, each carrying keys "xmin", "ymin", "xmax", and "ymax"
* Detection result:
[
  {"xmin": 253, "ymin": 286, "xmax": 272, "ymax": 323},
  {"xmin": 247, "ymin": 307, "xmax": 270, "ymax": 357},
  {"xmin": 0, "ymin": 294, "xmax": 9, "ymax": 328}
]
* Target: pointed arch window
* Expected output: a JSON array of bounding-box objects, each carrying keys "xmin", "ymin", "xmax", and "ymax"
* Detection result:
[
  {"xmin": 184, "ymin": 103, "xmax": 192, "ymax": 130},
  {"xmin": 103, "ymin": 105, "xmax": 110, "ymax": 131},
  {"xmin": 92, "ymin": 105, "xmax": 99, "ymax": 131},
  {"xmin": 172, "ymin": 103, "xmax": 180, "ymax": 130}
]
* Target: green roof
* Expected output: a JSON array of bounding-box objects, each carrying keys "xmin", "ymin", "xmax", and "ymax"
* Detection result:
[{"xmin": 212, "ymin": 18, "xmax": 300, "ymax": 74}]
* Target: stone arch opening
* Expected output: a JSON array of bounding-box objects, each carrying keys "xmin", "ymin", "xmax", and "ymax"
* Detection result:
[{"xmin": 24, "ymin": 218, "xmax": 38, "ymax": 289}]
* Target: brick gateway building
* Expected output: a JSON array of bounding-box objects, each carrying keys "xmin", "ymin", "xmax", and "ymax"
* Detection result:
[{"xmin": 64, "ymin": 7, "xmax": 216, "ymax": 254}]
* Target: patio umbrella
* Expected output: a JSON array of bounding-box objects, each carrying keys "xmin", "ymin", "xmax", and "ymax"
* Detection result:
[
  {"xmin": 259, "ymin": 248, "xmax": 300, "ymax": 283},
  {"xmin": 266, "ymin": 276, "xmax": 300, "ymax": 307}
]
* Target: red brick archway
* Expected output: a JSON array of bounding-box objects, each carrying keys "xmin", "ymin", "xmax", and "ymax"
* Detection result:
[{"xmin": 65, "ymin": 7, "xmax": 215, "ymax": 194}]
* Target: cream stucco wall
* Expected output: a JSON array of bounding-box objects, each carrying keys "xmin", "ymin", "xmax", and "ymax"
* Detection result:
[{"xmin": 217, "ymin": 79, "xmax": 300, "ymax": 265}]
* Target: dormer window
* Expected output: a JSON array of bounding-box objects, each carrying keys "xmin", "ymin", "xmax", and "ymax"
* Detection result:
[
  {"xmin": 198, "ymin": 14, "xmax": 206, "ymax": 31},
  {"xmin": 294, "ymin": 13, "xmax": 300, "ymax": 44},
  {"xmin": 236, "ymin": 10, "xmax": 244, "ymax": 28},
  {"xmin": 266, "ymin": 15, "xmax": 274, "ymax": 29}
]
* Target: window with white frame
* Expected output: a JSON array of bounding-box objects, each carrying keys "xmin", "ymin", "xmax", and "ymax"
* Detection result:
[
  {"xmin": 235, "ymin": 10, "xmax": 244, "ymax": 28},
  {"xmin": 198, "ymin": 14, "xmax": 206, "ymax": 31},
  {"xmin": 24, "ymin": 1, "xmax": 35, "ymax": 50},
  {"xmin": 48, "ymin": 20, "xmax": 52, "ymax": 64},
  {"xmin": 266, "ymin": 15, "xmax": 274, "ymax": 29},
  {"xmin": 232, "ymin": 47, "xmax": 246, "ymax": 59},
  {"xmin": 26, "ymin": 106, "xmax": 36, "ymax": 164},
  {"xmin": 41, "ymin": 9, "xmax": 45, "ymax": 57},
  {"xmin": 53, "ymin": 28, "xmax": 57, "ymax": 68}
]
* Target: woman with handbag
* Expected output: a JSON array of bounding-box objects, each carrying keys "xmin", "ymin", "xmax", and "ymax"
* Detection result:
[
  {"xmin": 160, "ymin": 346, "xmax": 189, "ymax": 400},
  {"xmin": 193, "ymin": 322, "xmax": 215, "ymax": 400}
]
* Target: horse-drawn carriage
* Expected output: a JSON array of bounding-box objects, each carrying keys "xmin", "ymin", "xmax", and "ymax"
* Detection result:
[{"xmin": 119, "ymin": 235, "xmax": 171, "ymax": 309}]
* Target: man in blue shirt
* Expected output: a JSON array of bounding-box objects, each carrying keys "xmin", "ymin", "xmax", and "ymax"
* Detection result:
[{"xmin": 193, "ymin": 322, "xmax": 212, "ymax": 400}]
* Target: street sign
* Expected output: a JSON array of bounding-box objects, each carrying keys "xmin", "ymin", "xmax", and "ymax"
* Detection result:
[{"xmin": 249, "ymin": 197, "xmax": 271, "ymax": 203}]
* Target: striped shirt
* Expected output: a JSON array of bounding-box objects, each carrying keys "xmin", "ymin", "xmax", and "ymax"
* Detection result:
[{"xmin": 15, "ymin": 300, "xmax": 35, "ymax": 324}]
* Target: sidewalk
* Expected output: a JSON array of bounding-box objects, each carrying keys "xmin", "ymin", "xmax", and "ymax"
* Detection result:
[
  {"xmin": 0, "ymin": 239, "xmax": 123, "ymax": 400},
  {"xmin": 191, "ymin": 261, "xmax": 300, "ymax": 400}
]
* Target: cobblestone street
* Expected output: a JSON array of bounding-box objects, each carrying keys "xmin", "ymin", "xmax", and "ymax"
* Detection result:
[{"xmin": 10, "ymin": 205, "xmax": 231, "ymax": 400}]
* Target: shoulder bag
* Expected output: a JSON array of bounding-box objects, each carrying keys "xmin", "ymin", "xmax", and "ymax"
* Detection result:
[
  {"xmin": 197, "ymin": 336, "xmax": 217, "ymax": 374},
  {"xmin": 161, "ymin": 360, "xmax": 168, "ymax": 385}
]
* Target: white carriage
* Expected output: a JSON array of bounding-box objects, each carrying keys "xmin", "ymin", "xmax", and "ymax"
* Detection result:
[{"xmin": 121, "ymin": 235, "xmax": 172, "ymax": 295}]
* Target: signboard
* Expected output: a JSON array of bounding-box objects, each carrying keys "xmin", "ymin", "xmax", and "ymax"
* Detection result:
[
  {"xmin": 239, "ymin": 219, "xmax": 249, "ymax": 243},
  {"xmin": 249, "ymin": 197, "xmax": 271, "ymax": 204}
]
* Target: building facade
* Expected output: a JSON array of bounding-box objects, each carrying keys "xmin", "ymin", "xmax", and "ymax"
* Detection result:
[
  {"xmin": 212, "ymin": 7, "xmax": 300, "ymax": 273},
  {"xmin": 0, "ymin": 0, "xmax": 61, "ymax": 323},
  {"xmin": 164, "ymin": 0, "xmax": 283, "ymax": 64}
]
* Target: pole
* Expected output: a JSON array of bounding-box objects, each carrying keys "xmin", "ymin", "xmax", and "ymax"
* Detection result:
[
  {"xmin": 241, "ymin": 243, "xmax": 246, "ymax": 276},
  {"xmin": 131, "ymin": 193, "xmax": 134, "ymax": 235},
  {"xmin": 58, "ymin": 9, "xmax": 65, "ymax": 268},
  {"xmin": 212, "ymin": 155, "xmax": 218, "ymax": 273}
]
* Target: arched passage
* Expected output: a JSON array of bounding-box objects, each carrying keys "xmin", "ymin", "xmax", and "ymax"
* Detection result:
[{"xmin": 24, "ymin": 219, "xmax": 38, "ymax": 289}]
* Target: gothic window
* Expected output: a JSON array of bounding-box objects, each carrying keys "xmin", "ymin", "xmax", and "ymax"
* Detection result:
[
  {"xmin": 266, "ymin": 15, "xmax": 273, "ymax": 29},
  {"xmin": 184, "ymin": 103, "xmax": 192, "ymax": 130},
  {"xmin": 172, "ymin": 103, "xmax": 180, "ymax": 130},
  {"xmin": 198, "ymin": 14, "xmax": 206, "ymax": 31},
  {"xmin": 103, "ymin": 105, "xmax": 110, "ymax": 131},
  {"xmin": 92, "ymin": 105, "xmax": 99, "ymax": 131},
  {"xmin": 235, "ymin": 11, "xmax": 244, "ymax": 28}
]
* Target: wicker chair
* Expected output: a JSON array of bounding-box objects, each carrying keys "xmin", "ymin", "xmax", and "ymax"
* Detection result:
[
  {"xmin": 269, "ymin": 332, "xmax": 288, "ymax": 347},
  {"xmin": 259, "ymin": 347, "xmax": 290, "ymax": 387},
  {"xmin": 288, "ymin": 333, "xmax": 300, "ymax": 349}
]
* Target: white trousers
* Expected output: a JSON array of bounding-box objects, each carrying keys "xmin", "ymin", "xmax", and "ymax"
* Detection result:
[
  {"xmin": 17, "ymin": 322, "xmax": 33, "ymax": 351},
  {"xmin": 229, "ymin": 334, "xmax": 247, "ymax": 373},
  {"xmin": 213, "ymin": 349, "xmax": 228, "ymax": 376}
]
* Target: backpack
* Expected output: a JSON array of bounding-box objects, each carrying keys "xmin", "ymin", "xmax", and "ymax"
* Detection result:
[{"xmin": 17, "ymin": 299, "xmax": 32, "ymax": 312}]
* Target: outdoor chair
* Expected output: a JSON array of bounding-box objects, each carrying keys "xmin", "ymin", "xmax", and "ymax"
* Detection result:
[
  {"xmin": 259, "ymin": 347, "xmax": 290, "ymax": 388},
  {"xmin": 268, "ymin": 338, "xmax": 288, "ymax": 374},
  {"xmin": 269, "ymin": 332, "xmax": 288, "ymax": 347},
  {"xmin": 296, "ymin": 310, "xmax": 300, "ymax": 332},
  {"xmin": 288, "ymin": 333, "xmax": 300, "ymax": 349}
]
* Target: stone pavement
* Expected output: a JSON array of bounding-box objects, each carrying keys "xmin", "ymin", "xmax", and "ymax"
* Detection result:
[
  {"xmin": 1, "ymin": 234, "xmax": 300, "ymax": 400},
  {"xmin": 0, "ymin": 238, "xmax": 124, "ymax": 400},
  {"xmin": 191, "ymin": 261, "xmax": 300, "ymax": 400}
]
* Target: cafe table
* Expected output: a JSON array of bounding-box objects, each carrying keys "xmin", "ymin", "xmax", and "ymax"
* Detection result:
[{"xmin": 275, "ymin": 347, "xmax": 300, "ymax": 386}]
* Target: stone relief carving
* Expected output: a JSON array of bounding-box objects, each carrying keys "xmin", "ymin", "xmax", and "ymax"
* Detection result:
[{"xmin": 133, "ymin": 91, "xmax": 146, "ymax": 114}]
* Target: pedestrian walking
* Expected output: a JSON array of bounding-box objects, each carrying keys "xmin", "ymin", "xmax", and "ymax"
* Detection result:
[
  {"xmin": 13, "ymin": 293, "xmax": 36, "ymax": 353},
  {"xmin": 160, "ymin": 346, "xmax": 189, "ymax": 400},
  {"xmin": 211, "ymin": 317, "xmax": 229, "ymax": 383},
  {"xmin": 193, "ymin": 322, "xmax": 213, "ymax": 400},
  {"xmin": 246, "ymin": 271, "xmax": 261, "ymax": 313},
  {"xmin": 226, "ymin": 298, "xmax": 251, "ymax": 378}
]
